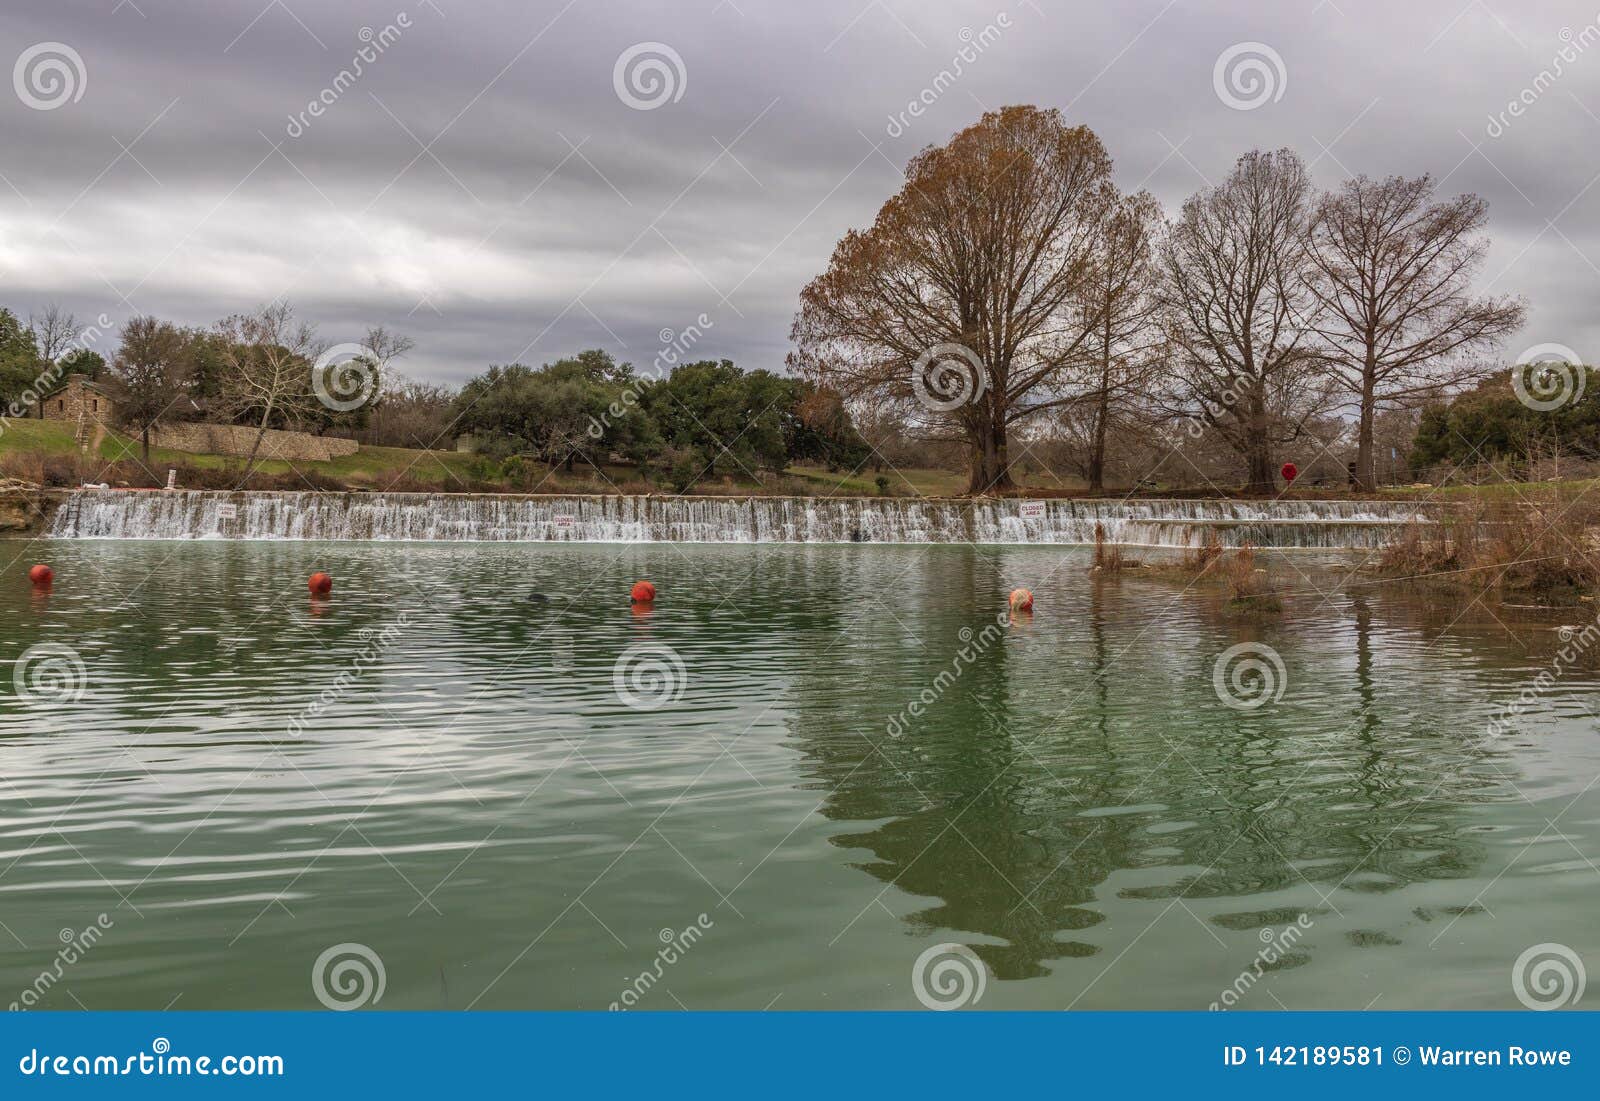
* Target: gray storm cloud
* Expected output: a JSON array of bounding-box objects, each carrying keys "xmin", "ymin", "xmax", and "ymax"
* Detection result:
[{"xmin": 1, "ymin": 0, "xmax": 1596, "ymax": 383}]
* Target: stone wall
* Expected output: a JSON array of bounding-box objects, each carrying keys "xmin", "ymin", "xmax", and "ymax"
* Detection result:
[{"xmin": 150, "ymin": 423, "xmax": 359, "ymax": 463}]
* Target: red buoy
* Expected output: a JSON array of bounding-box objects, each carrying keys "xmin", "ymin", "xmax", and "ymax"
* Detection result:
[
  {"xmin": 1009, "ymin": 588, "xmax": 1033, "ymax": 612},
  {"xmin": 307, "ymin": 571, "xmax": 333, "ymax": 595},
  {"xmin": 28, "ymin": 563, "xmax": 53, "ymax": 587},
  {"xmin": 630, "ymin": 580, "xmax": 656, "ymax": 604},
  {"xmin": 1280, "ymin": 462, "xmax": 1298, "ymax": 484}
]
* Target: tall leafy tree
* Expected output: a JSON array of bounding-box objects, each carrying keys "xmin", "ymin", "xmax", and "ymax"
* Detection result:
[
  {"xmin": 0, "ymin": 308, "xmax": 42, "ymax": 411},
  {"xmin": 647, "ymin": 360, "xmax": 792, "ymax": 476},
  {"xmin": 454, "ymin": 351, "xmax": 657, "ymax": 472},
  {"xmin": 792, "ymin": 106, "xmax": 1117, "ymax": 494},
  {"xmin": 108, "ymin": 315, "xmax": 191, "ymax": 460}
]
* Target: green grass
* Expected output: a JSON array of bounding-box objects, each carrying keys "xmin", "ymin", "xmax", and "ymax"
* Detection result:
[
  {"xmin": 0, "ymin": 419, "xmax": 992, "ymax": 497},
  {"xmin": 0, "ymin": 417, "xmax": 479, "ymax": 488}
]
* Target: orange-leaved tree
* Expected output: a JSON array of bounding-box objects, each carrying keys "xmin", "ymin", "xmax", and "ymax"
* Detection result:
[{"xmin": 790, "ymin": 106, "xmax": 1117, "ymax": 494}]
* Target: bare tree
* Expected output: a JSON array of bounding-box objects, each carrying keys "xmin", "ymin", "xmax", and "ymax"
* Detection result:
[
  {"xmin": 1159, "ymin": 149, "xmax": 1330, "ymax": 494},
  {"xmin": 108, "ymin": 316, "xmax": 190, "ymax": 461},
  {"xmin": 1308, "ymin": 174, "xmax": 1525, "ymax": 490},
  {"xmin": 791, "ymin": 106, "xmax": 1117, "ymax": 494},
  {"xmin": 29, "ymin": 303, "xmax": 80, "ymax": 366},
  {"xmin": 215, "ymin": 302, "xmax": 324, "ymax": 473},
  {"xmin": 360, "ymin": 323, "xmax": 417, "ymax": 443},
  {"xmin": 1072, "ymin": 190, "xmax": 1164, "ymax": 491}
]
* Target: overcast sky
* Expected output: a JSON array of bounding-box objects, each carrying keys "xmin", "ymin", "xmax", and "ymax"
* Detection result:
[{"xmin": 2, "ymin": 0, "xmax": 1597, "ymax": 385}]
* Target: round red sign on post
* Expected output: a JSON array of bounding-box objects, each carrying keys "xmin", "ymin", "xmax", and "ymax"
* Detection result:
[{"xmin": 1280, "ymin": 462, "xmax": 1298, "ymax": 484}]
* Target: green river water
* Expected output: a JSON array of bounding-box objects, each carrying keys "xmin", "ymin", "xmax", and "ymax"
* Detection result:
[{"xmin": 1, "ymin": 541, "xmax": 1596, "ymax": 1010}]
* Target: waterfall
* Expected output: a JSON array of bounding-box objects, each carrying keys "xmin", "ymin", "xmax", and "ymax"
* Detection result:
[{"xmin": 45, "ymin": 490, "xmax": 1434, "ymax": 549}]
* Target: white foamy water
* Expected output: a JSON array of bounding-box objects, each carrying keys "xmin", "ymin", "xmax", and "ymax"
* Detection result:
[{"xmin": 46, "ymin": 490, "xmax": 1433, "ymax": 548}]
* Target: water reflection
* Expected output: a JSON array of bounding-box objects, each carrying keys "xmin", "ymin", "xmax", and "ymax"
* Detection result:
[{"xmin": 788, "ymin": 562, "xmax": 1527, "ymax": 981}]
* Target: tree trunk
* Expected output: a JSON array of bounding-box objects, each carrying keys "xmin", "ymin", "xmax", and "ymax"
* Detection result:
[
  {"xmin": 242, "ymin": 398, "xmax": 275, "ymax": 479},
  {"xmin": 1245, "ymin": 445, "xmax": 1276, "ymax": 496},
  {"xmin": 1088, "ymin": 388, "xmax": 1110, "ymax": 493},
  {"xmin": 141, "ymin": 425, "xmax": 151, "ymax": 463},
  {"xmin": 1354, "ymin": 368, "xmax": 1377, "ymax": 492},
  {"xmin": 966, "ymin": 411, "xmax": 1014, "ymax": 495},
  {"xmin": 1243, "ymin": 394, "xmax": 1275, "ymax": 495}
]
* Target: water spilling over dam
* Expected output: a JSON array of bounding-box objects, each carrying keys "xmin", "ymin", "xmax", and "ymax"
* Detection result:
[{"xmin": 44, "ymin": 490, "xmax": 1433, "ymax": 548}]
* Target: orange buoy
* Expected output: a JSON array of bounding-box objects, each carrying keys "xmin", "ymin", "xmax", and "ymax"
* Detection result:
[
  {"xmin": 1008, "ymin": 588, "xmax": 1033, "ymax": 612},
  {"xmin": 630, "ymin": 580, "xmax": 656, "ymax": 604},
  {"xmin": 28, "ymin": 563, "xmax": 53, "ymax": 587},
  {"xmin": 307, "ymin": 571, "xmax": 333, "ymax": 595}
]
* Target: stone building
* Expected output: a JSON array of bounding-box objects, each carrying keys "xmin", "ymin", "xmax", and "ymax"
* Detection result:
[{"xmin": 39, "ymin": 373, "xmax": 116, "ymax": 425}]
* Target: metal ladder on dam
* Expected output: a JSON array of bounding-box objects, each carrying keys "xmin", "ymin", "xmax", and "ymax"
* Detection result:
[{"xmin": 57, "ymin": 493, "xmax": 83, "ymax": 537}]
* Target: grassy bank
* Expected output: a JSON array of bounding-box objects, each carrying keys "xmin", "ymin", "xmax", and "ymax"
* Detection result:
[{"xmin": 0, "ymin": 419, "xmax": 993, "ymax": 497}]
